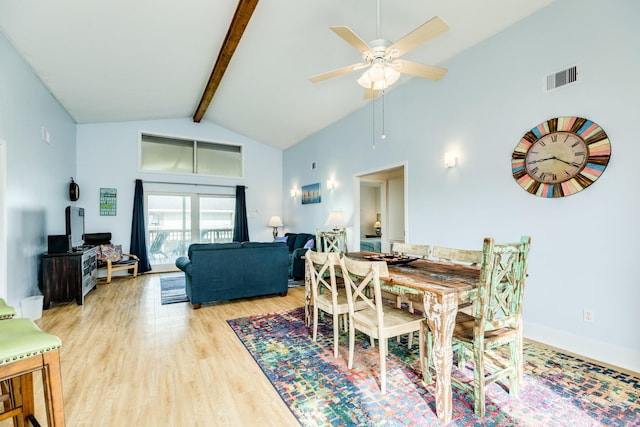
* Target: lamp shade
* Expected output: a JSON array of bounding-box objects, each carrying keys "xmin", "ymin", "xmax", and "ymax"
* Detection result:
[
  {"xmin": 324, "ymin": 211, "xmax": 346, "ymax": 229},
  {"xmin": 268, "ymin": 216, "xmax": 283, "ymax": 227},
  {"xmin": 373, "ymin": 221, "xmax": 381, "ymax": 228}
]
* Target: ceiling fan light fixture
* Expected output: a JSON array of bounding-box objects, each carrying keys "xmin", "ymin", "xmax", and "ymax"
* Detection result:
[{"xmin": 357, "ymin": 64, "xmax": 400, "ymax": 90}]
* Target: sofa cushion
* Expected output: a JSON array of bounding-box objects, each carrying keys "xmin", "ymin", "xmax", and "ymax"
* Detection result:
[
  {"xmin": 293, "ymin": 234, "xmax": 312, "ymax": 250},
  {"xmin": 303, "ymin": 239, "xmax": 315, "ymax": 249},
  {"xmin": 188, "ymin": 242, "xmax": 242, "ymax": 258},
  {"xmin": 241, "ymin": 241, "xmax": 287, "ymax": 249}
]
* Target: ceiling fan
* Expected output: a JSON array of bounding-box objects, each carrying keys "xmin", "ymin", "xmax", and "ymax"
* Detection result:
[{"xmin": 308, "ymin": 0, "xmax": 450, "ymax": 98}]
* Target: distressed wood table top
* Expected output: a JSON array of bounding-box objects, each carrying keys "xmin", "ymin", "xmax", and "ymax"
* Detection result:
[{"xmin": 348, "ymin": 252, "xmax": 480, "ymax": 294}]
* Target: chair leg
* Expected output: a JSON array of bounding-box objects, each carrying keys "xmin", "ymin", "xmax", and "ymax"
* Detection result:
[
  {"xmin": 473, "ymin": 345, "xmax": 486, "ymax": 418},
  {"xmin": 105, "ymin": 267, "xmax": 112, "ymax": 284},
  {"xmin": 379, "ymin": 335, "xmax": 388, "ymax": 394},
  {"xmin": 332, "ymin": 312, "xmax": 340, "ymax": 359},
  {"xmin": 422, "ymin": 323, "xmax": 433, "ymax": 384},
  {"xmin": 312, "ymin": 305, "xmax": 319, "ymax": 342},
  {"xmin": 41, "ymin": 350, "xmax": 65, "ymax": 427},
  {"xmin": 347, "ymin": 318, "xmax": 355, "ymax": 370},
  {"xmin": 19, "ymin": 373, "xmax": 34, "ymax": 425},
  {"xmin": 132, "ymin": 262, "xmax": 138, "ymax": 278},
  {"xmin": 509, "ymin": 340, "xmax": 521, "ymax": 398}
]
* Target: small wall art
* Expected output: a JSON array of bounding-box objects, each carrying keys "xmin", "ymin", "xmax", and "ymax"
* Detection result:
[
  {"xmin": 301, "ymin": 182, "xmax": 321, "ymax": 204},
  {"xmin": 100, "ymin": 187, "xmax": 117, "ymax": 216}
]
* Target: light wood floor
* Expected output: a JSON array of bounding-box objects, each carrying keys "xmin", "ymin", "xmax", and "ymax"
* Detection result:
[{"xmin": 3, "ymin": 274, "xmax": 304, "ymax": 427}]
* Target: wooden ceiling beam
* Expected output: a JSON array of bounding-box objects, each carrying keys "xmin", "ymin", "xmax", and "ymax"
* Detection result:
[{"xmin": 193, "ymin": 0, "xmax": 260, "ymax": 122}]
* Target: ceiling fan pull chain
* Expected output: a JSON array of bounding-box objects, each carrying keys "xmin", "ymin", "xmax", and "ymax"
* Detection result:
[
  {"xmin": 381, "ymin": 89, "xmax": 386, "ymax": 140},
  {"xmin": 372, "ymin": 92, "xmax": 376, "ymax": 150}
]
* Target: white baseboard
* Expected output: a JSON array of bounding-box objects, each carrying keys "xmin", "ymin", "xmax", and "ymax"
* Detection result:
[{"xmin": 524, "ymin": 321, "xmax": 640, "ymax": 374}]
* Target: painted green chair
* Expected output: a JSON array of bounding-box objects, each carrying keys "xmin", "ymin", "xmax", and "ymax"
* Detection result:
[
  {"xmin": 0, "ymin": 318, "xmax": 65, "ymax": 426},
  {"xmin": 426, "ymin": 236, "xmax": 531, "ymax": 418}
]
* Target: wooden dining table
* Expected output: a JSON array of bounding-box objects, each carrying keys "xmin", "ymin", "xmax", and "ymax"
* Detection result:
[{"xmin": 304, "ymin": 251, "xmax": 481, "ymax": 424}]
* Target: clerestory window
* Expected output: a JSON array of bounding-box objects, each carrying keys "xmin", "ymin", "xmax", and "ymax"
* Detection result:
[{"xmin": 140, "ymin": 133, "xmax": 243, "ymax": 178}]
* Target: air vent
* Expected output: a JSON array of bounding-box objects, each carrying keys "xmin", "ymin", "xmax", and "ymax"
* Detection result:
[{"xmin": 545, "ymin": 65, "xmax": 579, "ymax": 91}]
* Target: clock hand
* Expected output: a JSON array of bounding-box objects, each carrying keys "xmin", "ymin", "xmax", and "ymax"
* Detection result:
[
  {"xmin": 553, "ymin": 157, "xmax": 574, "ymax": 166},
  {"xmin": 528, "ymin": 157, "xmax": 554, "ymax": 164}
]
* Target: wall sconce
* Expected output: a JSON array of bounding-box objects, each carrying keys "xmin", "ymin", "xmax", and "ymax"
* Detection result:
[
  {"xmin": 290, "ymin": 188, "xmax": 298, "ymax": 198},
  {"xmin": 444, "ymin": 152, "xmax": 457, "ymax": 168},
  {"xmin": 326, "ymin": 180, "xmax": 335, "ymax": 191}
]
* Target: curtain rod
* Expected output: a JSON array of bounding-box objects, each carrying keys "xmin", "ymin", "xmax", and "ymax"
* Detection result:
[{"xmin": 140, "ymin": 180, "xmax": 247, "ymax": 189}]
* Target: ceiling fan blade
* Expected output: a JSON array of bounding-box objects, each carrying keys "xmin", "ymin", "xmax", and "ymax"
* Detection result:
[
  {"xmin": 387, "ymin": 16, "xmax": 449, "ymax": 57},
  {"xmin": 395, "ymin": 59, "xmax": 448, "ymax": 80},
  {"xmin": 330, "ymin": 26, "xmax": 370, "ymax": 53},
  {"xmin": 308, "ymin": 63, "xmax": 367, "ymax": 83}
]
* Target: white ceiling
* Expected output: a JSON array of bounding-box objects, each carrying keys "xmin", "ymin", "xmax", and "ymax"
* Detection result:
[{"xmin": 0, "ymin": 0, "xmax": 555, "ymax": 150}]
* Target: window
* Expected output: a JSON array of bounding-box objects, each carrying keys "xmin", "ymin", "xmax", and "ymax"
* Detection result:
[
  {"xmin": 140, "ymin": 133, "xmax": 242, "ymax": 178},
  {"xmin": 146, "ymin": 193, "xmax": 235, "ymax": 270}
]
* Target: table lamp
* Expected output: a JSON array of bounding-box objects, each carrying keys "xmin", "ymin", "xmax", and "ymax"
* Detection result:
[
  {"xmin": 268, "ymin": 216, "xmax": 283, "ymax": 238},
  {"xmin": 324, "ymin": 211, "xmax": 346, "ymax": 231},
  {"xmin": 374, "ymin": 220, "xmax": 381, "ymax": 236}
]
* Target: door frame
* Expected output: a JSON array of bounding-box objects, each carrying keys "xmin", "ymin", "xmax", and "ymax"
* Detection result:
[
  {"xmin": 353, "ymin": 161, "xmax": 408, "ymax": 253},
  {"xmin": 0, "ymin": 139, "xmax": 7, "ymax": 299}
]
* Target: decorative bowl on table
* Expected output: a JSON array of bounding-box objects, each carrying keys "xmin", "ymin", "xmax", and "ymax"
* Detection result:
[{"xmin": 363, "ymin": 254, "xmax": 418, "ymax": 265}]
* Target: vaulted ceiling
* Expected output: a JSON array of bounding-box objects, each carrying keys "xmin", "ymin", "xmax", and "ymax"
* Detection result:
[{"xmin": 0, "ymin": 0, "xmax": 554, "ymax": 150}]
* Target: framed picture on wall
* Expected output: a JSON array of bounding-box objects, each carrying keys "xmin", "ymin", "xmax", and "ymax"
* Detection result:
[
  {"xmin": 301, "ymin": 183, "xmax": 321, "ymax": 204},
  {"xmin": 99, "ymin": 188, "xmax": 117, "ymax": 216}
]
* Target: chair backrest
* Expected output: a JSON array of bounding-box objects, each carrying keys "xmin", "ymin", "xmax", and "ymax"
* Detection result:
[
  {"xmin": 340, "ymin": 256, "xmax": 389, "ymax": 318},
  {"xmin": 316, "ymin": 230, "xmax": 347, "ymax": 253},
  {"xmin": 474, "ymin": 236, "xmax": 531, "ymax": 333},
  {"xmin": 83, "ymin": 232, "xmax": 113, "ymax": 245},
  {"xmin": 390, "ymin": 242, "xmax": 431, "ymax": 259},
  {"xmin": 431, "ymin": 245, "xmax": 483, "ymax": 267},
  {"xmin": 149, "ymin": 231, "xmax": 168, "ymax": 252},
  {"xmin": 305, "ymin": 250, "xmax": 342, "ymax": 304}
]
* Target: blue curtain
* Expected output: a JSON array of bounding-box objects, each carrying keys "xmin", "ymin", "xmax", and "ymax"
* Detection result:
[
  {"xmin": 130, "ymin": 179, "xmax": 152, "ymax": 273},
  {"xmin": 232, "ymin": 185, "xmax": 250, "ymax": 242}
]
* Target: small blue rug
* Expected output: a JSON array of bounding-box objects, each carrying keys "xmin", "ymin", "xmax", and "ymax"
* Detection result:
[
  {"xmin": 160, "ymin": 275, "xmax": 189, "ymax": 305},
  {"xmin": 288, "ymin": 278, "xmax": 304, "ymax": 288}
]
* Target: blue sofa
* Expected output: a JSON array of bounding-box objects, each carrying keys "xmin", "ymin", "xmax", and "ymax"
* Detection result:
[
  {"xmin": 283, "ymin": 232, "xmax": 315, "ymax": 280},
  {"xmin": 175, "ymin": 241, "xmax": 289, "ymax": 309}
]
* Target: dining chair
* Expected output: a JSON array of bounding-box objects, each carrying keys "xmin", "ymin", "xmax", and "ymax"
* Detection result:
[
  {"xmin": 341, "ymin": 255, "xmax": 425, "ymax": 393},
  {"xmin": 306, "ymin": 250, "xmax": 366, "ymax": 358},
  {"xmin": 429, "ymin": 245, "xmax": 483, "ymax": 315},
  {"xmin": 389, "ymin": 242, "xmax": 431, "ymax": 311},
  {"xmin": 316, "ymin": 230, "xmax": 347, "ymax": 253},
  {"xmin": 426, "ymin": 236, "xmax": 531, "ymax": 417},
  {"xmin": 430, "ymin": 245, "xmax": 482, "ymax": 267}
]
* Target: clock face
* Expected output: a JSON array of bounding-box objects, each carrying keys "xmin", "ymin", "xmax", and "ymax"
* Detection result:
[{"xmin": 512, "ymin": 117, "xmax": 611, "ymax": 198}]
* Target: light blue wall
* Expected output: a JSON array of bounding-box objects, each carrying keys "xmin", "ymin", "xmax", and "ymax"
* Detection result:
[
  {"xmin": 283, "ymin": 0, "xmax": 640, "ymax": 371},
  {"xmin": 0, "ymin": 32, "xmax": 77, "ymax": 308},
  {"xmin": 76, "ymin": 119, "xmax": 283, "ymax": 247}
]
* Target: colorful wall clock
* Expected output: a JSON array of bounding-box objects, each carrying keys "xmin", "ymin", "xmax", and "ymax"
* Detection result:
[{"xmin": 511, "ymin": 116, "xmax": 611, "ymax": 198}]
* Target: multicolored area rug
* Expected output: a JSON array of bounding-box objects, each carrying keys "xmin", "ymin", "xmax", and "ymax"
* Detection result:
[{"xmin": 227, "ymin": 307, "xmax": 639, "ymax": 427}]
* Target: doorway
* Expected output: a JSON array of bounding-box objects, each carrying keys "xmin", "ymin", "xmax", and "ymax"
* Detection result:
[
  {"xmin": 357, "ymin": 165, "xmax": 406, "ymax": 253},
  {"xmin": 0, "ymin": 139, "xmax": 6, "ymax": 299},
  {"xmin": 145, "ymin": 192, "xmax": 235, "ymax": 272}
]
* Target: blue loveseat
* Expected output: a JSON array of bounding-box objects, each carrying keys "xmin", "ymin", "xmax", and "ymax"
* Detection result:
[
  {"xmin": 283, "ymin": 232, "xmax": 315, "ymax": 280},
  {"xmin": 175, "ymin": 241, "xmax": 289, "ymax": 309}
]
